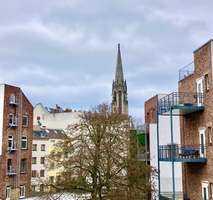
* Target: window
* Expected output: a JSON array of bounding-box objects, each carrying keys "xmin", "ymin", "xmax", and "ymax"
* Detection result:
[
  {"xmin": 205, "ymin": 74, "xmax": 210, "ymax": 92},
  {"xmin": 9, "ymin": 114, "xmax": 14, "ymax": 125},
  {"xmin": 208, "ymin": 127, "xmax": 212, "ymax": 146},
  {"xmin": 32, "ymin": 144, "xmax": 37, "ymax": 151},
  {"xmin": 40, "ymin": 157, "xmax": 45, "ymax": 164},
  {"xmin": 40, "ymin": 184, "xmax": 44, "ymax": 192},
  {"xmin": 49, "ymin": 176, "xmax": 54, "ymax": 183},
  {"xmin": 20, "ymin": 185, "xmax": 26, "ymax": 198},
  {"xmin": 31, "ymin": 185, "xmax": 36, "ymax": 192},
  {"xmin": 41, "ymin": 144, "xmax": 46, "ymax": 151},
  {"xmin": 6, "ymin": 186, "xmax": 11, "ymax": 199},
  {"xmin": 202, "ymin": 182, "xmax": 209, "ymax": 200},
  {"xmin": 20, "ymin": 159, "xmax": 27, "ymax": 173},
  {"xmin": 9, "ymin": 94, "xmax": 16, "ymax": 104},
  {"xmin": 21, "ymin": 136, "xmax": 27, "ymax": 149},
  {"xmin": 40, "ymin": 170, "xmax": 45, "ymax": 177},
  {"xmin": 32, "ymin": 157, "xmax": 37, "ymax": 164},
  {"xmin": 22, "ymin": 115, "xmax": 29, "ymax": 127},
  {"xmin": 8, "ymin": 135, "xmax": 14, "ymax": 150},
  {"xmin": 7, "ymin": 159, "xmax": 13, "ymax": 173},
  {"xmin": 49, "ymin": 162, "xmax": 55, "ymax": 170},
  {"xmin": 32, "ymin": 170, "xmax": 37, "ymax": 177},
  {"xmin": 56, "ymin": 175, "xmax": 61, "ymax": 183}
]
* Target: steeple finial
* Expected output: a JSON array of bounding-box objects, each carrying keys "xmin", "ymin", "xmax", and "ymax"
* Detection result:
[{"xmin": 115, "ymin": 43, "xmax": 124, "ymax": 82}]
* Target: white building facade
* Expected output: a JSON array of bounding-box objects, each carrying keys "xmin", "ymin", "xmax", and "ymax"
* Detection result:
[
  {"xmin": 145, "ymin": 95, "xmax": 183, "ymax": 199},
  {"xmin": 33, "ymin": 103, "xmax": 81, "ymax": 130}
]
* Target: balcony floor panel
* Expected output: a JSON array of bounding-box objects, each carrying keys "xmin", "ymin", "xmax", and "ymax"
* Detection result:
[{"xmin": 159, "ymin": 157, "xmax": 207, "ymax": 163}]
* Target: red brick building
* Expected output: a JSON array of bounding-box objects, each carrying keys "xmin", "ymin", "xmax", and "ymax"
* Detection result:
[
  {"xmin": 0, "ymin": 84, "xmax": 33, "ymax": 199},
  {"xmin": 178, "ymin": 40, "xmax": 213, "ymax": 199},
  {"xmin": 157, "ymin": 40, "xmax": 213, "ymax": 199}
]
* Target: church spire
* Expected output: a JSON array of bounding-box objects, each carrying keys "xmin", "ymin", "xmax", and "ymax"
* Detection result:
[
  {"xmin": 111, "ymin": 43, "xmax": 128, "ymax": 115},
  {"xmin": 115, "ymin": 43, "xmax": 124, "ymax": 83}
]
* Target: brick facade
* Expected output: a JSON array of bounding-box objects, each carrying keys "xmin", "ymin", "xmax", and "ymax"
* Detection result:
[
  {"xmin": 145, "ymin": 95, "xmax": 158, "ymax": 124},
  {"xmin": 0, "ymin": 84, "xmax": 33, "ymax": 199},
  {"xmin": 179, "ymin": 40, "xmax": 213, "ymax": 199}
]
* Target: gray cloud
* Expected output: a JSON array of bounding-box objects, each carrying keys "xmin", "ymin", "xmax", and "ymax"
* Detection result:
[{"xmin": 0, "ymin": 0, "xmax": 213, "ymax": 121}]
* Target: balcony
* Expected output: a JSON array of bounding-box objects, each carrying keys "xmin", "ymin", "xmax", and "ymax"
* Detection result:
[
  {"xmin": 158, "ymin": 92, "xmax": 204, "ymax": 115},
  {"xmin": 159, "ymin": 144, "xmax": 207, "ymax": 163},
  {"xmin": 179, "ymin": 62, "xmax": 194, "ymax": 81}
]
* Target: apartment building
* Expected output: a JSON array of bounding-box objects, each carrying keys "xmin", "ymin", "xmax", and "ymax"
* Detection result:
[
  {"xmin": 145, "ymin": 95, "xmax": 183, "ymax": 199},
  {"xmin": 31, "ymin": 127, "xmax": 65, "ymax": 194},
  {"xmin": 33, "ymin": 103, "xmax": 81, "ymax": 130},
  {"xmin": 157, "ymin": 39, "xmax": 213, "ymax": 200},
  {"xmin": 0, "ymin": 84, "xmax": 33, "ymax": 199}
]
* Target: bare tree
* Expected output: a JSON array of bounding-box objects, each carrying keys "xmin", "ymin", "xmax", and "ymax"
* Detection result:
[{"xmin": 47, "ymin": 104, "xmax": 155, "ymax": 200}]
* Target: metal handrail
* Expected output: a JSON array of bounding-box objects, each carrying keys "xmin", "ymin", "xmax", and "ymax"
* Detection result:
[
  {"xmin": 179, "ymin": 62, "xmax": 194, "ymax": 81},
  {"xmin": 159, "ymin": 144, "xmax": 206, "ymax": 160},
  {"xmin": 158, "ymin": 92, "xmax": 204, "ymax": 114}
]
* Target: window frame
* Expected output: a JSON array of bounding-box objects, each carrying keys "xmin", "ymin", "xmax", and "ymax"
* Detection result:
[
  {"xmin": 41, "ymin": 144, "xmax": 46, "ymax": 151},
  {"xmin": 40, "ymin": 169, "xmax": 45, "ymax": 177},
  {"xmin": 32, "ymin": 144, "xmax": 37, "ymax": 151},
  {"xmin": 40, "ymin": 157, "xmax": 45, "ymax": 164},
  {"xmin": 32, "ymin": 157, "xmax": 37, "ymax": 164},
  {"xmin": 8, "ymin": 135, "xmax": 14, "ymax": 150},
  {"xmin": 20, "ymin": 158, "xmax": 27, "ymax": 173},
  {"xmin": 21, "ymin": 136, "xmax": 28, "ymax": 150},
  {"xmin": 6, "ymin": 186, "xmax": 11, "ymax": 200},
  {"xmin": 22, "ymin": 115, "xmax": 29, "ymax": 127},
  {"xmin": 20, "ymin": 185, "xmax": 26, "ymax": 198},
  {"xmin": 32, "ymin": 170, "xmax": 37, "ymax": 178}
]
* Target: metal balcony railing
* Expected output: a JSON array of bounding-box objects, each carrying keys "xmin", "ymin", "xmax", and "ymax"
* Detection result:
[
  {"xmin": 159, "ymin": 144, "xmax": 207, "ymax": 163},
  {"xmin": 179, "ymin": 62, "xmax": 194, "ymax": 81},
  {"xmin": 158, "ymin": 92, "xmax": 204, "ymax": 114}
]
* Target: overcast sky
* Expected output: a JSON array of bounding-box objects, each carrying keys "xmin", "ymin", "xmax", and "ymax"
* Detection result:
[{"xmin": 1, "ymin": 0, "xmax": 213, "ymax": 121}]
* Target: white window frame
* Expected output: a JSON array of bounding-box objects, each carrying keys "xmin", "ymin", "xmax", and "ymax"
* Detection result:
[
  {"xmin": 21, "ymin": 136, "xmax": 27, "ymax": 149},
  {"xmin": 8, "ymin": 135, "xmax": 14, "ymax": 150},
  {"xmin": 9, "ymin": 94, "xmax": 16, "ymax": 104},
  {"xmin": 22, "ymin": 115, "xmax": 29, "ymax": 127},
  {"xmin": 202, "ymin": 181, "xmax": 209, "ymax": 200},
  {"xmin": 196, "ymin": 77, "xmax": 204, "ymax": 106},
  {"xmin": 6, "ymin": 186, "xmax": 11, "ymax": 200},
  {"xmin": 20, "ymin": 185, "xmax": 26, "ymax": 198}
]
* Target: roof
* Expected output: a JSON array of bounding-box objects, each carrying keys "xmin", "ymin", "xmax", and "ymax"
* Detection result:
[
  {"xmin": 33, "ymin": 126, "xmax": 66, "ymax": 140},
  {"xmin": 115, "ymin": 43, "xmax": 124, "ymax": 83}
]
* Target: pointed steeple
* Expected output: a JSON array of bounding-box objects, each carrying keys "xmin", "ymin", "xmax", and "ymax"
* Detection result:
[
  {"xmin": 111, "ymin": 43, "xmax": 128, "ymax": 115},
  {"xmin": 115, "ymin": 43, "xmax": 124, "ymax": 83}
]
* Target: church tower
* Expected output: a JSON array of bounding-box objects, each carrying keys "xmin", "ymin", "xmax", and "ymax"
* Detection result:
[{"xmin": 111, "ymin": 44, "xmax": 128, "ymax": 115}]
